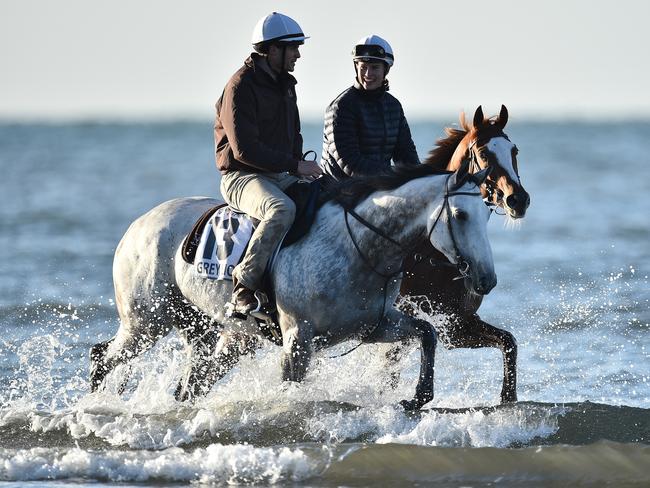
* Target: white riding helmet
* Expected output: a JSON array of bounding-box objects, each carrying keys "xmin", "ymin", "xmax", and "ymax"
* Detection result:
[
  {"xmin": 352, "ymin": 35, "xmax": 394, "ymax": 66},
  {"xmin": 251, "ymin": 12, "xmax": 309, "ymax": 46}
]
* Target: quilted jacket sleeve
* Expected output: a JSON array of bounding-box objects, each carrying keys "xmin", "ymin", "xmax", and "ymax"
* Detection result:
[{"xmin": 392, "ymin": 109, "xmax": 420, "ymax": 167}]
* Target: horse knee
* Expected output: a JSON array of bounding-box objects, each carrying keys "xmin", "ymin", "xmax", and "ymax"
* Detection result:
[
  {"xmin": 498, "ymin": 329, "xmax": 517, "ymax": 355},
  {"xmin": 411, "ymin": 320, "xmax": 436, "ymax": 351}
]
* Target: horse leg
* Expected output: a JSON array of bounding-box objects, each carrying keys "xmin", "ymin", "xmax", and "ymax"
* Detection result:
[
  {"xmin": 384, "ymin": 342, "xmax": 406, "ymax": 390},
  {"xmin": 173, "ymin": 325, "xmax": 219, "ymax": 402},
  {"xmin": 280, "ymin": 317, "xmax": 313, "ymax": 383},
  {"xmin": 367, "ymin": 309, "xmax": 437, "ymax": 411},
  {"xmin": 445, "ymin": 313, "xmax": 518, "ymax": 403},
  {"xmin": 90, "ymin": 339, "xmax": 114, "ymax": 392},
  {"xmin": 384, "ymin": 292, "xmax": 439, "ymax": 393},
  {"xmin": 174, "ymin": 330, "xmax": 259, "ymax": 402},
  {"xmin": 172, "ymin": 298, "xmax": 224, "ymax": 401},
  {"xmin": 402, "ymin": 322, "xmax": 436, "ymax": 410},
  {"xmin": 90, "ymin": 316, "xmax": 170, "ymax": 393}
]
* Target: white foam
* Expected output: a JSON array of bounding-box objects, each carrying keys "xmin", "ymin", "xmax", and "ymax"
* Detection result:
[
  {"xmin": 0, "ymin": 444, "xmax": 324, "ymax": 483},
  {"xmin": 375, "ymin": 408, "xmax": 559, "ymax": 448}
]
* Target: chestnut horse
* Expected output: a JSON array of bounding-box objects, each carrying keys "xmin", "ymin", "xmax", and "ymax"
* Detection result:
[{"xmin": 397, "ymin": 105, "xmax": 530, "ymax": 403}]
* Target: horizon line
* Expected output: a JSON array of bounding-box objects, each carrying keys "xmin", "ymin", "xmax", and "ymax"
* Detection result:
[{"xmin": 2, "ymin": 112, "xmax": 650, "ymax": 124}]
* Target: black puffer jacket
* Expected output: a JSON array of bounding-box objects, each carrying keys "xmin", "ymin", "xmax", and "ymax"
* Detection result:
[{"xmin": 320, "ymin": 81, "xmax": 420, "ymax": 180}]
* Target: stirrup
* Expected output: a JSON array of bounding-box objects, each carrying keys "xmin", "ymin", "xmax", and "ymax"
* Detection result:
[
  {"xmin": 224, "ymin": 290, "xmax": 274, "ymax": 320},
  {"xmin": 249, "ymin": 290, "xmax": 274, "ymax": 320}
]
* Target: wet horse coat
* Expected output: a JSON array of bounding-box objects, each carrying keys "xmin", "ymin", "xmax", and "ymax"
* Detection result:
[{"xmin": 91, "ymin": 165, "xmax": 495, "ymax": 409}]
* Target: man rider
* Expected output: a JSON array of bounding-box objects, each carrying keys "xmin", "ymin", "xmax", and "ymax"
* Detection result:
[
  {"xmin": 321, "ymin": 35, "xmax": 420, "ymax": 179},
  {"xmin": 215, "ymin": 12, "xmax": 322, "ymax": 317}
]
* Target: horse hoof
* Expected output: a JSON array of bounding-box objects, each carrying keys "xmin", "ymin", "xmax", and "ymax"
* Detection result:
[{"xmin": 399, "ymin": 399, "xmax": 420, "ymax": 411}]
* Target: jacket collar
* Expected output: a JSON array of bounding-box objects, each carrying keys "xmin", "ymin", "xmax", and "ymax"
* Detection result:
[
  {"xmin": 353, "ymin": 79, "xmax": 387, "ymax": 100},
  {"xmin": 246, "ymin": 53, "xmax": 297, "ymax": 88}
]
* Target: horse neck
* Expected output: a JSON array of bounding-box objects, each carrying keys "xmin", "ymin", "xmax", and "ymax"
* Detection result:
[
  {"xmin": 447, "ymin": 134, "xmax": 473, "ymax": 170},
  {"xmin": 353, "ymin": 175, "xmax": 446, "ymax": 253}
]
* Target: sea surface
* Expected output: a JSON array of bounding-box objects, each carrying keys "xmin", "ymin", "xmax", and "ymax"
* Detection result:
[{"xmin": 0, "ymin": 118, "xmax": 648, "ymax": 487}]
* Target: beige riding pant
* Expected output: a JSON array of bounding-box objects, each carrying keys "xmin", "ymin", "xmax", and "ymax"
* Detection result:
[{"xmin": 220, "ymin": 170, "xmax": 298, "ymax": 290}]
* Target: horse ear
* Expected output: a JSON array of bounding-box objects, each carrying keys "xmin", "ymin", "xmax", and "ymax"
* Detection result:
[
  {"xmin": 497, "ymin": 104, "xmax": 508, "ymax": 129},
  {"xmin": 452, "ymin": 159, "xmax": 471, "ymax": 190},
  {"xmin": 473, "ymin": 105, "xmax": 484, "ymax": 129},
  {"xmin": 471, "ymin": 166, "xmax": 493, "ymax": 187}
]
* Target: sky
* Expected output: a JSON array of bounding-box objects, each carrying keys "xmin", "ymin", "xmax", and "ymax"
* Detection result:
[{"xmin": 2, "ymin": 0, "xmax": 649, "ymax": 121}]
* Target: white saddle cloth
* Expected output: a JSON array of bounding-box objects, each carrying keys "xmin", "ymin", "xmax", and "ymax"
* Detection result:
[{"xmin": 194, "ymin": 207, "xmax": 254, "ymax": 280}]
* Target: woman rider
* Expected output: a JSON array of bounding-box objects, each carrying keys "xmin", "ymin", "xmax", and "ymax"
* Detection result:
[{"xmin": 321, "ymin": 35, "xmax": 420, "ymax": 179}]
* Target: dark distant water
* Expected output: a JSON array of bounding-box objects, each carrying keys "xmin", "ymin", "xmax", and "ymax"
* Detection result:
[{"xmin": 0, "ymin": 119, "xmax": 648, "ymax": 486}]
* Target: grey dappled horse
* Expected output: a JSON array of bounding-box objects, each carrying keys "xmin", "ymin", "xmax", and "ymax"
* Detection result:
[{"xmin": 90, "ymin": 164, "xmax": 495, "ymax": 410}]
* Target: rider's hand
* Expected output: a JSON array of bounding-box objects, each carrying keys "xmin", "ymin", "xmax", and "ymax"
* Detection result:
[{"xmin": 295, "ymin": 159, "xmax": 322, "ymax": 181}]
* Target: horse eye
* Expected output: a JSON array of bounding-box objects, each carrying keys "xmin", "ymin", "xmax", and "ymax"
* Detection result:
[
  {"xmin": 512, "ymin": 146, "xmax": 519, "ymax": 155},
  {"xmin": 455, "ymin": 210, "xmax": 468, "ymax": 221}
]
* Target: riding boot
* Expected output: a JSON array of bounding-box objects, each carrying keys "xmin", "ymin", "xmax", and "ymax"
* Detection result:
[{"xmin": 226, "ymin": 278, "xmax": 271, "ymax": 319}]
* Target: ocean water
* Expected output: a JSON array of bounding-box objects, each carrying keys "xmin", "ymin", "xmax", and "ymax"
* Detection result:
[{"xmin": 0, "ymin": 118, "xmax": 648, "ymax": 487}]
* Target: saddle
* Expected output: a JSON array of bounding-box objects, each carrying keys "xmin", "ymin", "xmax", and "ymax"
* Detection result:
[{"xmin": 181, "ymin": 177, "xmax": 329, "ymax": 344}]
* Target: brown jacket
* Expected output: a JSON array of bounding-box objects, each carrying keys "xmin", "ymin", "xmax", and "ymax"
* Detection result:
[{"xmin": 214, "ymin": 54, "xmax": 303, "ymax": 174}]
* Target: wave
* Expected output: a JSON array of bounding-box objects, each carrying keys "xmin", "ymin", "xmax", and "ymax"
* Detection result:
[
  {"xmin": 1, "ymin": 400, "xmax": 647, "ymax": 452},
  {"xmin": 418, "ymin": 400, "xmax": 650, "ymax": 446},
  {"xmin": 0, "ymin": 441, "xmax": 648, "ymax": 485}
]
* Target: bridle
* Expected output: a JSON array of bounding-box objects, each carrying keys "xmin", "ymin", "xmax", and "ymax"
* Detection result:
[
  {"xmin": 424, "ymin": 173, "xmax": 484, "ymax": 280},
  {"xmin": 466, "ymin": 132, "xmax": 518, "ymax": 213}
]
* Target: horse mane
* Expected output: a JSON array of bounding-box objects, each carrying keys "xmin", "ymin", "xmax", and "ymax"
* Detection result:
[
  {"xmin": 424, "ymin": 127, "xmax": 468, "ymax": 170},
  {"xmin": 423, "ymin": 112, "xmax": 506, "ymax": 169},
  {"xmin": 327, "ymin": 164, "xmax": 451, "ymax": 209},
  {"xmin": 424, "ymin": 113, "xmax": 473, "ymax": 170}
]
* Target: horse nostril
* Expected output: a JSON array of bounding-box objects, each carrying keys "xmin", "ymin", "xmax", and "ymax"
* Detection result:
[
  {"xmin": 476, "ymin": 276, "xmax": 496, "ymax": 295},
  {"xmin": 506, "ymin": 192, "xmax": 530, "ymax": 211},
  {"xmin": 506, "ymin": 194, "xmax": 518, "ymax": 208},
  {"xmin": 483, "ymin": 276, "xmax": 497, "ymax": 294}
]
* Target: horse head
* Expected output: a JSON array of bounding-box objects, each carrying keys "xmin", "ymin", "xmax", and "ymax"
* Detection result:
[
  {"xmin": 426, "ymin": 105, "xmax": 530, "ymax": 219},
  {"xmin": 466, "ymin": 105, "xmax": 530, "ymax": 218},
  {"xmin": 427, "ymin": 162, "xmax": 497, "ymax": 295}
]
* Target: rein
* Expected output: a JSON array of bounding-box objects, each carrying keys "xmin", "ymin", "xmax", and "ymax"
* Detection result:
[{"xmin": 344, "ymin": 208, "xmax": 404, "ymax": 278}]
